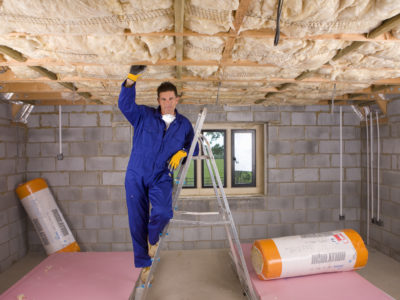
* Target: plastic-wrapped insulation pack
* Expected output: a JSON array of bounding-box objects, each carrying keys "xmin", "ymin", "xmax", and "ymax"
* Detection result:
[
  {"xmin": 251, "ymin": 229, "xmax": 368, "ymax": 280},
  {"xmin": 16, "ymin": 178, "xmax": 80, "ymax": 255}
]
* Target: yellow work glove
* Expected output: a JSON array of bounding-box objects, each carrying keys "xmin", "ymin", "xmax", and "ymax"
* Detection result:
[
  {"xmin": 168, "ymin": 150, "xmax": 187, "ymax": 171},
  {"xmin": 125, "ymin": 65, "xmax": 146, "ymax": 86}
]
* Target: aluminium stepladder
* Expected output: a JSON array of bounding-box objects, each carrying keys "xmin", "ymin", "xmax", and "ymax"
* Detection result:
[{"xmin": 130, "ymin": 107, "xmax": 257, "ymax": 300}]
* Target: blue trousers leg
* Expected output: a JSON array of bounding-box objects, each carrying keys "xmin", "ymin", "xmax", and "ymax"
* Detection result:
[
  {"xmin": 125, "ymin": 170, "xmax": 152, "ymax": 268},
  {"xmin": 148, "ymin": 173, "xmax": 173, "ymax": 245}
]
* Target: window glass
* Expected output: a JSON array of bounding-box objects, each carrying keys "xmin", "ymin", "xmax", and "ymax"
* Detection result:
[
  {"xmin": 202, "ymin": 130, "xmax": 226, "ymax": 187},
  {"xmin": 232, "ymin": 130, "xmax": 255, "ymax": 187},
  {"xmin": 174, "ymin": 160, "xmax": 196, "ymax": 188}
]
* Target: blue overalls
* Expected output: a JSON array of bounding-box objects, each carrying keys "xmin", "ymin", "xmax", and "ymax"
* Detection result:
[{"xmin": 118, "ymin": 82, "xmax": 196, "ymax": 268}]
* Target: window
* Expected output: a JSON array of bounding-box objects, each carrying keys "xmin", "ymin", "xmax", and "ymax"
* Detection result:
[{"xmin": 176, "ymin": 123, "xmax": 264, "ymax": 196}]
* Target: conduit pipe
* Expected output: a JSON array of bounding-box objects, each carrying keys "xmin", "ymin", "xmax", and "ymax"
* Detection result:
[
  {"xmin": 364, "ymin": 107, "xmax": 370, "ymax": 245},
  {"xmin": 57, "ymin": 105, "xmax": 63, "ymax": 160},
  {"xmin": 339, "ymin": 106, "xmax": 344, "ymax": 220},
  {"xmin": 370, "ymin": 112, "xmax": 374, "ymax": 222},
  {"xmin": 376, "ymin": 111, "xmax": 381, "ymax": 224}
]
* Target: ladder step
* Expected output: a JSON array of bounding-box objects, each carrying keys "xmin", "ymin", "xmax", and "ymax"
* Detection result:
[
  {"xmin": 170, "ymin": 219, "xmax": 230, "ymax": 226},
  {"xmin": 192, "ymin": 155, "xmax": 210, "ymax": 160},
  {"xmin": 174, "ymin": 211, "xmax": 219, "ymax": 216}
]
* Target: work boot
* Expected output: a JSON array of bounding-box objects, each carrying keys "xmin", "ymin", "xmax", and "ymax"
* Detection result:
[
  {"xmin": 140, "ymin": 266, "xmax": 153, "ymax": 284},
  {"xmin": 148, "ymin": 241, "xmax": 159, "ymax": 258}
]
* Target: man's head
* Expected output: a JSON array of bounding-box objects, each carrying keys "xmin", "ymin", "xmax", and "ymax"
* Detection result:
[{"xmin": 157, "ymin": 82, "xmax": 179, "ymax": 115}]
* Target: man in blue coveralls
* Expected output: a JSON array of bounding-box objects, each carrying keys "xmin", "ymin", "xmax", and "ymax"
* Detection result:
[{"xmin": 118, "ymin": 65, "xmax": 197, "ymax": 283}]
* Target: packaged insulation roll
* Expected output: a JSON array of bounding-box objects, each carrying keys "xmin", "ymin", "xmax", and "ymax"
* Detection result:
[
  {"xmin": 16, "ymin": 178, "xmax": 80, "ymax": 255},
  {"xmin": 251, "ymin": 229, "xmax": 368, "ymax": 280}
]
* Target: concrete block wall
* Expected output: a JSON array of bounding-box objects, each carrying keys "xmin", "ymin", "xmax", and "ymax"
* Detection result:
[
  {"xmin": 0, "ymin": 103, "xmax": 28, "ymax": 272},
  {"xmin": 361, "ymin": 99, "xmax": 400, "ymax": 261},
  {"xmin": 21, "ymin": 104, "xmax": 364, "ymax": 256}
]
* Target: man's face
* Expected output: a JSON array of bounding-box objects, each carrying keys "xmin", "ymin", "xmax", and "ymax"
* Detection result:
[{"xmin": 158, "ymin": 90, "xmax": 179, "ymax": 115}]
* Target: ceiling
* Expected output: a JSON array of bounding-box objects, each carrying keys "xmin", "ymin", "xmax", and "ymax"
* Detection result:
[{"xmin": 0, "ymin": 0, "xmax": 400, "ymax": 112}]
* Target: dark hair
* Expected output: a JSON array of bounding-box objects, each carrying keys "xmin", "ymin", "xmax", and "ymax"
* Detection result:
[{"xmin": 157, "ymin": 81, "xmax": 178, "ymax": 98}]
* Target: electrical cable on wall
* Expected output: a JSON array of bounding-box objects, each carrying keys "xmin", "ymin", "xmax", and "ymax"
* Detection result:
[
  {"xmin": 370, "ymin": 112, "xmax": 374, "ymax": 223},
  {"xmin": 364, "ymin": 107, "xmax": 370, "ymax": 245},
  {"xmin": 339, "ymin": 106, "xmax": 344, "ymax": 220},
  {"xmin": 274, "ymin": 0, "xmax": 284, "ymax": 46},
  {"xmin": 57, "ymin": 105, "xmax": 63, "ymax": 160}
]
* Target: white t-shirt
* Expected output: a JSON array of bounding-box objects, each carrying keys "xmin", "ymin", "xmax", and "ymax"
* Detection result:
[{"xmin": 162, "ymin": 114, "xmax": 176, "ymax": 130}]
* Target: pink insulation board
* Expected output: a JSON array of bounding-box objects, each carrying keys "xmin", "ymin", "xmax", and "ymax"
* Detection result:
[
  {"xmin": 1, "ymin": 252, "xmax": 139, "ymax": 300},
  {"xmin": 241, "ymin": 243, "xmax": 394, "ymax": 300}
]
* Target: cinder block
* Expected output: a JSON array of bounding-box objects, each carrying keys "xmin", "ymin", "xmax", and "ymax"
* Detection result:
[
  {"xmin": 319, "ymin": 141, "xmax": 340, "ymax": 153},
  {"xmin": 84, "ymin": 215, "xmax": 113, "ymax": 229},
  {"xmin": 82, "ymin": 186, "xmax": 109, "ymax": 201},
  {"xmin": 268, "ymin": 197, "xmax": 293, "ymax": 210},
  {"xmin": 41, "ymin": 113, "xmax": 68, "ymax": 127},
  {"xmin": 103, "ymin": 172, "xmax": 125, "ymax": 185},
  {"xmin": 184, "ymin": 227, "xmax": 211, "ymax": 241},
  {"xmin": 268, "ymin": 183, "xmax": 279, "ymax": 196},
  {"xmin": 165, "ymin": 227, "xmax": 183, "ymax": 242},
  {"xmin": 305, "ymin": 105, "xmax": 329, "ymax": 112},
  {"xmin": 305, "ymin": 154, "xmax": 330, "ymax": 167},
  {"xmin": 69, "ymin": 201, "xmax": 97, "ymax": 215},
  {"xmin": 0, "ymin": 226, "xmax": 10, "ymax": 244},
  {"xmin": 41, "ymin": 142, "xmax": 69, "ymax": 157},
  {"xmin": 280, "ymin": 183, "xmax": 305, "ymax": 196},
  {"xmin": 57, "ymin": 157, "xmax": 84, "ymax": 171},
  {"xmin": 268, "ymin": 169, "xmax": 292, "ymax": 182},
  {"xmin": 268, "ymin": 155, "xmax": 277, "ymax": 168},
  {"xmin": 319, "ymin": 222, "xmax": 341, "ymax": 232},
  {"xmin": 346, "ymin": 168, "xmax": 361, "ymax": 181},
  {"xmin": 254, "ymin": 112, "xmax": 280, "ymax": 122},
  {"xmin": 62, "ymin": 128, "xmax": 85, "ymax": 142},
  {"xmin": 307, "ymin": 209, "xmax": 333, "ymax": 222},
  {"xmin": 383, "ymin": 171, "xmax": 400, "ymax": 188},
  {"xmin": 331, "ymin": 154, "xmax": 361, "ymax": 167},
  {"xmin": 60, "ymin": 106, "xmax": 83, "ymax": 113},
  {"xmin": 41, "ymin": 172, "xmax": 69, "ymax": 187},
  {"xmin": 318, "ymin": 113, "xmax": 339, "ymax": 125},
  {"xmin": 211, "ymin": 226, "xmax": 227, "ymax": 240},
  {"xmin": 110, "ymin": 187, "xmax": 125, "ymax": 201},
  {"xmin": 387, "ymin": 99, "xmax": 400, "ymax": 116},
  {"xmin": 239, "ymin": 225, "xmax": 267, "ymax": 239},
  {"xmin": 232, "ymin": 211, "xmax": 252, "ymax": 225},
  {"xmin": 331, "ymin": 127, "xmax": 358, "ymax": 140},
  {"xmin": 279, "ymin": 127, "xmax": 304, "ymax": 139},
  {"xmin": 294, "ymin": 168, "xmax": 319, "ymax": 181},
  {"xmin": 70, "ymin": 142, "xmax": 99, "ymax": 156},
  {"xmin": 54, "ymin": 187, "xmax": 81, "ymax": 201},
  {"xmin": 0, "ymin": 143, "xmax": 5, "ymax": 158},
  {"xmin": 293, "ymin": 223, "xmax": 319, "ymax": 235},
  {"xmin": 280, "ymin": 112, "xmax": 291, "ymax": 125},
  {"xmin": 33, "ymin": 106, "xmax": 55, "ymax": 113},
  {"xmin": 305, "ymin": 182, "xmax": 333, "ymax": 195},
  {"xmin": 344, "ymin": 140, "xmax": 361, "ymax": 153},
  {"xmin": 28, "ymin": 128, "xmax": 55, "ymax": 142},
  {"xmin": 254, "ymin": 211, "xmax": 280, "ymax": 224},
  {"xmin": 278, "ymin": 155, "xmax": 304, "ymax": 168},
  {"xmin": 101, "ymin": 142, "xmax": 130, "ymax": 156},
  {"xmin": 294, "ymin": 196, "xmax": 319, "ymax": 209},
  {"xmin": 280, "ymin": 210, "xmax": 306, "ymax": 223},
  {"xmin": 269, "ymin": 135, "xmax": 289, "ymax": 152},
  {"xmin": 251, "ymin": 105, "xmax": 278, "ymax": 112},
  {"xmin": 292, "ymin": 113, "xmax": 316, "ymax": 125},
  {"xmin": 70, "ymin": 113, "xmax": 98, "ymax": 127},
  {"xmin": 206, "ymin": 112, "xmax": 227, "ymax": 122},
  {"xmin": 112, "ymin": 243, "xmax": 133, "ymax": 251},
  {"xmin": 85, "ymin": 128, "xmax": 113, "ymax": 141},
  {"xmin": 100, "ymin": 113, "xmax": 112, "ymax": 126},
  {"xmin": 383, "ymin": 138, "xmax": 400, "ymax": 154},
  {"xmin": 86, "ymin": 157, "xmax": 113, "ymax": 171},
  {"xmin": 391, "ymin": 187, "xmax": 400, "ymax": 204},
  {"xmin": 115, "ymin": 157, "xmax": 129, "ymax": 170},
  {"xmin": 281, "ymin": 106, "xmax": 305, "ymax": 112},
  {"xmin": 293, "ymin": 141, "xmax": 318, "ymax": 153},
  {"xmin": 27, "ymin": 115, "xmax": 40, "ymax": 128},
  {"xmin": 114, "ymin": 126, "xmax": 131, "ymax": 141},
  {"xmin": 320, "ymin": 168, "xmax": 339, "ymax": 181},
  {"xmin": 268, "ymin": 224, "xmax": 292, "ymax": 238},
  {"xmin": 343, "ymin": 113, "xmax": 360, "ymax": 126},
  {"xmin": 98, "ymin": 229, "xmax": 126, "ymax": 242},
  {"xmin": 268, "ymin": 126, "xmax": 278, "ymax": 140},
  {"xmin": 65, "ymin": 215, "xmax": 83, "ymax": 230},
  {"xmin": 70, "ymin": 172, "xmax": 100, "ymax": 186},
  {"xmin": 227, "ymin": 111, "xmax": 253, "ymax": 122},
  {"xmin": 98, "ymin": 200, "xmax": 127, "ymax": 214},
  {"xmin": 0, "ymin": 242, "xmax": 10, "ymax": 262},
  {"xmin": 27, "ymin": 158, "xmax": 55, "ymax": 172},
  {"xmin": 305, "ymin": 127, "xmax": 330, "ymax": 139}
]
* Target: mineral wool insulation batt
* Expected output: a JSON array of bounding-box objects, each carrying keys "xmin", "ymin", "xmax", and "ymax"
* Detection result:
[
  {"xmin": 251, "ymin": 229, "xmax": 368, "ymax": 280},
  {"xmin": 16, "ymin": 178, "xmax": 80, "ymax": 255}
]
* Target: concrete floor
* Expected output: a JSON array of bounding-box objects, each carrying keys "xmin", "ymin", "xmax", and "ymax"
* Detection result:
[{"xmin": 1, "ymin": 247, "xmax": 400, "ymax": 300}]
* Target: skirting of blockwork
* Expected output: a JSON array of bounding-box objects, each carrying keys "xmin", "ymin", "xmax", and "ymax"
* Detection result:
[{"xmin": 241, "ymin": 244, "xmax": 394, "ymax": 300}]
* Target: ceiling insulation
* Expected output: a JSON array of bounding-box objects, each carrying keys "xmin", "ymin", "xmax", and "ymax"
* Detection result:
[{"xmin": 0, "ymin": 0, "xmax": 399, "ymax": 107}]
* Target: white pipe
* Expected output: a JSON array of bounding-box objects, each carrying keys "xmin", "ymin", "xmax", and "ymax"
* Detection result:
[
  {"xmin": 365, "ymin": 109, "xmax": 370, "ymax": 245},
  {"xmin": 370, "ymin": 112, "xmax": 374, "ymax": 221},
  {"xmin": 376, "ymin": 111, "xmax": 380, "ymax": 222},
  {"xmin": 339, "ymin": 106, "xmax": 343, "ymax": 218},
  {"xmin": 58, "ymin": 105, "xmax": 63, "ymax": 159}
]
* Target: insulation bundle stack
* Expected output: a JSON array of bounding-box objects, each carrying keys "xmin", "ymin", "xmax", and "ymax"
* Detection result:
[
  {"xmin": 251, "ymin": 229, "xmax": 368, "ymax": 280},
  {"xmin": 16, "ymin": 178, "xmax": 80, "ymax": 255}
]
